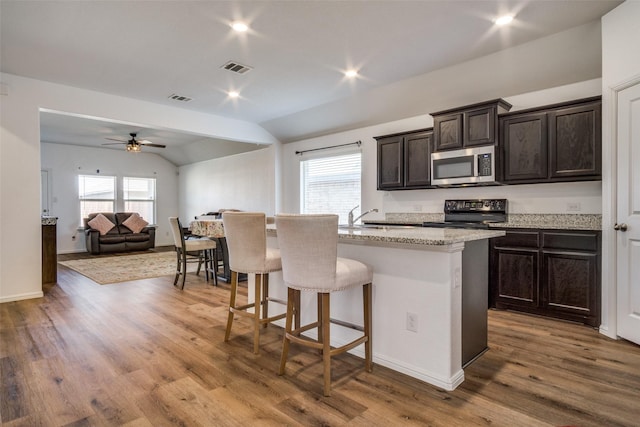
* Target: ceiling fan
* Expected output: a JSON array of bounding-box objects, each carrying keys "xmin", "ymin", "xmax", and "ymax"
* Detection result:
[{"xmin": 103, "ymin": 132, "xmax": 166, "ymax": 152}]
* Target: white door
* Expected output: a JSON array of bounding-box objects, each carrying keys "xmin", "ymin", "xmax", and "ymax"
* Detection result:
[{"xmin": 617, "ymin": 82, "xmax": 640, "ymax": 345}]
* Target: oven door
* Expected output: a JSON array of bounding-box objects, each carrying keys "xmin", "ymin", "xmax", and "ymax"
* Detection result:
[{"xmin": 431, "ymin": 146, "xmax": 496, "ymax": 186}]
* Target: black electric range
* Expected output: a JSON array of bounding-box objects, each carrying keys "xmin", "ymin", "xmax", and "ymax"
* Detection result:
[{"xmin": 423, "ymin": 199, "xmax": 507, "ymax": 229}]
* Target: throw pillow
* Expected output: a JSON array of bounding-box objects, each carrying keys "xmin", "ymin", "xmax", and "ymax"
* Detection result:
[
  {"xmin": 122, "ymin": 213, "xmax": 149, "ymax": 233},
  {"xmin": 88, "ymin": 213, "xmax": 116, "ymax": 236}
]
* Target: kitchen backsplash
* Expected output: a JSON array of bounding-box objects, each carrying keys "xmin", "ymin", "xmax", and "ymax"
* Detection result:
[{"xmin": 378, "ymin": 212, "xmax": 602, "ymax": 230}]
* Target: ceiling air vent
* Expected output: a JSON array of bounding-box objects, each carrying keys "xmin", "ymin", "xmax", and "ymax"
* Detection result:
[
  {"xmin": 168, "ymin": 94, "xmax": 193, "ymax": 102},
  {"xmin": 221, "ymin": 61, "xmax": 253, "ymax": 75}
]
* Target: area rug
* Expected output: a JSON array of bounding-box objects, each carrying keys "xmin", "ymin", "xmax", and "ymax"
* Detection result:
[{"xmin": 58, "ymin": 251, "xmax": 197, "ymax": 285}]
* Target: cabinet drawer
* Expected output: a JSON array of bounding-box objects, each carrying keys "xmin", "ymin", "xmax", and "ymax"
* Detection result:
[
  {"xmin": 493, "ymin": 231, "xmax": 539, "ymax": 248},
  {"xmin": 542, "ymin": 232, "xmax": 598, "ymax": 252}
]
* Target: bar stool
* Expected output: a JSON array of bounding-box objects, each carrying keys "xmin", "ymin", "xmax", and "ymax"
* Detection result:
[
  {"xmin": 222, "ymin": 212, "xmax": 286, "ymax": 354},
  {"xmin": 168, "ymin": 217, "xmax": 217, "ymax": 289},
  {"xmin": 275, "ymin": 214, "xmax": 373, "ymax": 397}
]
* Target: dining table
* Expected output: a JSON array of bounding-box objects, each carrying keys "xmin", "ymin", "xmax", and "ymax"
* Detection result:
[{"xmin": 189, "ymin": 219, "xmax": 246, "ymax": 283}]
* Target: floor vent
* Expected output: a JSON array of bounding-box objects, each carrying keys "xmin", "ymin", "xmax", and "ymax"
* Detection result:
[
  {"xmin": 168, "ymin": 94, "xmax": 193, "ymax": 102},
  {"xmin": 221, "ymin": 61, "xmax": 253, "ymax": 75}
]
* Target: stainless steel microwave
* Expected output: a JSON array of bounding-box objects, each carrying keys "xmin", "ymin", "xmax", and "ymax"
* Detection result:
[{"xmin": 431, "ymin": 145, "xmax": 496, "ymax": 186}]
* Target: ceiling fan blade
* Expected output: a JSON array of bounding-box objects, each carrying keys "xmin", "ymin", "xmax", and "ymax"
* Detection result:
[{"xmin": 102, "ymin": 134, "xmax": 165, "ymax": 149}]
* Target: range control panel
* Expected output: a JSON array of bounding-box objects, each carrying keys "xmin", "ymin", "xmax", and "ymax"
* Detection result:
[{"xmin": 444, "ymin": 199, "xmax": 507, "ymax": 214}]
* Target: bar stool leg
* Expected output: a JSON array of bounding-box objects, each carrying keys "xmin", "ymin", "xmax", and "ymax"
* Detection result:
[
  {"xmin": 278, "ymin": 287, "xmax": 296, "ymax": 375},
  {"xmin": 262, "ymin": 274, "xmax": 269, "ymax": 329},
  {"xmin": 253, "ymin": 273, "xmax": 262, "ymax": 354},
  {"xmin": 321, "ymin": 293, "xmax": 331, "ymax": 396},
  {"xmin": 224, "ymin": 270, "xmax": 238, "ymax": 342},
  {"xmin": 294, "ymin": 289, "xmax": 301, "ymax": 331},
  {"xmin": 316, "ymin": 294, "xmax": 324, "ymax": 355},
  {"xmin": 364, "ymin": 283, "xmax": 372, "ymax": 372}
]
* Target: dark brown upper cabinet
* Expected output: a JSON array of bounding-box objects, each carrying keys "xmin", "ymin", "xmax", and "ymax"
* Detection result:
[
  {"xmin": 432, "ymin": 99, "xmax": 512, "ymax": 152},
  {"xmin": 375, "ymin": 129, "xmax": 433, "ymax": 190},
  {"xmin": 502, "ymin": 112, "xmax": 548, "ymax": 182},
  {"xmin": 500, "ymin": 96, "xmax": 601, "ymax": 184},
  {"xmin": 549, "ymin": 102, "xmax": 601, "ymax": 179}
]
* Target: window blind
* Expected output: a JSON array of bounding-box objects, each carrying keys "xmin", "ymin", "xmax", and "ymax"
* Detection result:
[{"xmin": 301, "ymin": 152, "xmax": 361, "ymax": 224}]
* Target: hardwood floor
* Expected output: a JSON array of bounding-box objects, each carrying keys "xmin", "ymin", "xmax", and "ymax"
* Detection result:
[{"xmin": 1, "ymin": 256, "xmax": 639, "ymax": 426}]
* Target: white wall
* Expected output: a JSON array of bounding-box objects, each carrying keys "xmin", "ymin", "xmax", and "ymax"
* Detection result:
[
  {"xmin": 0, "ymin": 73, "xmax": 276, "ymax": 303},
  {"xmin": 600, "ymin": 1, "xmax": 640, "ymax": 338},
  {"xmin": 178, "ymin": 145, "xmax": 276, "ymax": 223},
  {"xmin": 264, "ymin": 20, "xmax": 603, "ymax": 142},
  {"xmin": 41, "ymin": 143, "xmax": 179, "ymax": 253},
  {"xmin": 0, "ymin": 17, "xmax": 614, "ymax": 304},
  {"xmin": 281, "ymin": 80, "xmax": 603, "ymax": 219}
]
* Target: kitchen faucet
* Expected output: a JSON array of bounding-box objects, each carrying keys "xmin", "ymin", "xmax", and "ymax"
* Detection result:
[{"xmin": 348, "ymin": 205, "xmax": 379, "ymax": 227}]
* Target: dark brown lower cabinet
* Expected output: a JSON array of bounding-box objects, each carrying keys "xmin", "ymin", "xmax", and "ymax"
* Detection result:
[
  {"xmin": 42, "ymin": 223, "xmax": 57, "ymax": 285},
  {"xmin": 490, "ymin": 229, "xmax": 600, "ymax": 327}
]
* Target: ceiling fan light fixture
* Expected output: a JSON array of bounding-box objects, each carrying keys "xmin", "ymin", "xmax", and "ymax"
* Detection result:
[{"xmin": 126, "ymin": 143, "xmax": 141, "ymax": 152}]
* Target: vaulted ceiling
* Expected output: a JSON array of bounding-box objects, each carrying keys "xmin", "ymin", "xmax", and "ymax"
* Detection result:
[{"xmin": 1, "ymin": 1, "xmax": 621, "ymax": 165}]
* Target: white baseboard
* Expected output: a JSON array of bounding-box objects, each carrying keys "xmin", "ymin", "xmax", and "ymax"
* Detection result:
[{"xmin": 0, "ymin": 291, "xmax": 44, "ymax": 303}]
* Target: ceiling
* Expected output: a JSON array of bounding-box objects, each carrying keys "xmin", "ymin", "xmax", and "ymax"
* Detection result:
[{"xmin": 1, "ymin": 1, "xmax": 621, "ymax": 165}]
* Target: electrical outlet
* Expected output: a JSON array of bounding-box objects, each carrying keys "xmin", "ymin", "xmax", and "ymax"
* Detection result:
[
  {"xmin": 567, "ymin": 202, "xmax": 581, "ymax": 212},
  {"xmin": 454, "ymin": 267, "xmax": 461, "ymax": 289},
  {"xmin": 406, "ymin": 312, "xmax": 418, "ymax": 332}
]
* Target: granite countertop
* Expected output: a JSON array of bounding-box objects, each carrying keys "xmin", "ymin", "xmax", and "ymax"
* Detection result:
[
  {"xmin": 491, "ymin": 214, "xmax": 601, "ymax": 230},
  {"xmin": 367, "ymin": 213, "xmax": 602, "ymax": 231},
  {"xmin": 267, "ymin": 224, "xmax": 504, "ymax": 246},
  {"xmin": 41, "ymin": 216, "xmax": 58, "ymax": 225}
]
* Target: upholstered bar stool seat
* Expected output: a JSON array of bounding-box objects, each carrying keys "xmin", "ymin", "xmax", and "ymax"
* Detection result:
[
  {"xmin": 169, "ymin": 217, "xmax": 217, "ymax": 289},
  {"xmin": 275, "ymin": 213, "xmax": 373, "ymax": 397},
  {"xmin": 222, "ymin": 212, "xmax": 287, "ymax": 354}
]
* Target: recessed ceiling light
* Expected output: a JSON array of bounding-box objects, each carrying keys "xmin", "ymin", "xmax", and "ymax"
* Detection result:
[
  {"xmin": 228, "ymin": 91, "xmax": 240, "ymax": 98},
  {"xmin": 345, "ymin": 69, "xmax": 358, "ymax": 78},
  {"xmin": 495, "ymin": 15, "xmax": 514, "ymax": 26},
  {"xmin": 231, "ymin": 21, "xmax": 249, "ymax": 32}
]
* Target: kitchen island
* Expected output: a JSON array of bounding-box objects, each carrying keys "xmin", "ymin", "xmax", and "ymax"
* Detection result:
[{"xmin": 259, "ymin": 225, "xmax": 505, "ymax": 391}]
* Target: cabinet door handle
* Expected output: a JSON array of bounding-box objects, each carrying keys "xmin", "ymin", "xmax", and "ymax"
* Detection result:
[{"xmin": 614, "ymin": 223, "xmax": 628, "ymax": 232}]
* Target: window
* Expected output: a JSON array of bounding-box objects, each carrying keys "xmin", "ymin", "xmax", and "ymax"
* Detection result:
[
  {"xmin": 79, "ymin": 175, "xmax": 115, "ymax": 223},
  {"xmin": 123, "ymin": 177, "xmax": 156, "ymax": 224},
  {"xmin": 300, "ymin": 152, "xmax": 361, "ymax": 224}
]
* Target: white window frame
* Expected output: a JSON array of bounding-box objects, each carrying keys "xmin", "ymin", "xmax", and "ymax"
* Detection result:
[
  {"xmin": 78, "ymin": 174, "xmax": 116, "ymax": 225},
  {"xmin": 123, "ymin": 176, "xmax": 157, "ymax": 225},
  {"xmin": 299, "ymin": 149, "xmax": 362, "ymax": 225}
]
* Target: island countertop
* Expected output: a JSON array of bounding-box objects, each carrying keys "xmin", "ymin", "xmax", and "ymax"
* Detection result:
[
  {"xmin": 264, "ymin": 221, "xmax": 501, "ymax": 391},
  {"xmin": 267, "ymin": 225, "xmax": 505, "ymax": 246}
]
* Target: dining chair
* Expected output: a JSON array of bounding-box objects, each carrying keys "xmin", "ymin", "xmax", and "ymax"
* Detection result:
[
  {"xmin": 275, "ymin": 213, "xmax": 373, "ymax": 397},
  {"xmin": 222, "ymin": 211, "xmax": 286, "ymax": 354},
  {"xmin": 168, "ymin": 217, "xmax": 217, "ymax": 289}
]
